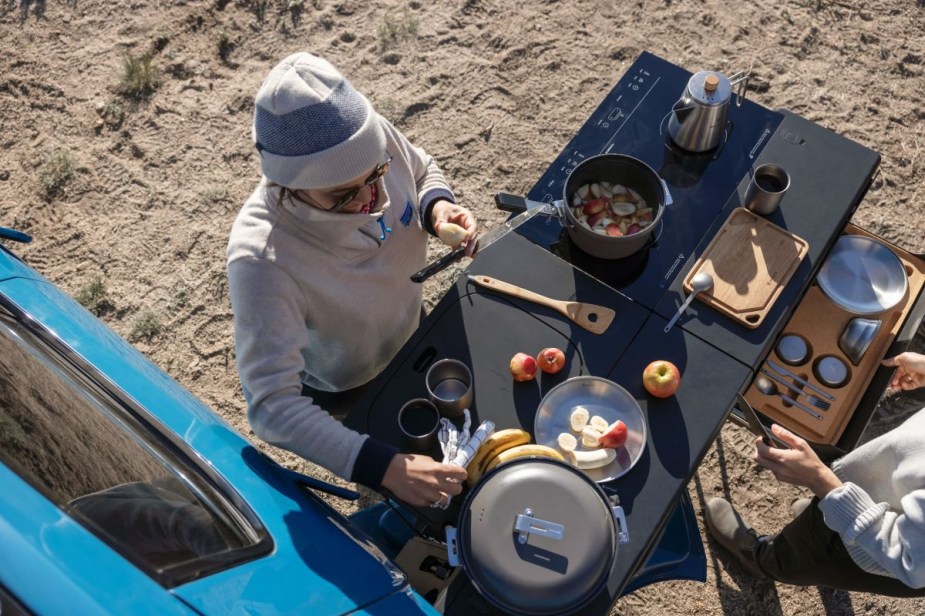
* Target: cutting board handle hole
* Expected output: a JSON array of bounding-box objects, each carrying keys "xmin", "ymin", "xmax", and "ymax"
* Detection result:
[
  {"xmin": 905, "ymin": 264, "xmax": 914, "ymax": 277},
  {"xmin": 588, "ymin": 312, "xmax": 599, "ymax": 323},
  {"xmin": 746, "ymin": 314, "xmax": 760, "ymax": 324},
  {"xmin": 413, "ymin": 347, "xmax": 437, "ymax": 373}
]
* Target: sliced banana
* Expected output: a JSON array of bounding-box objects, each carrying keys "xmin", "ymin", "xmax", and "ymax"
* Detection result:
[
  {"xmin": 581, "ymin": 425, "xmax": 602, "ymax": 448},
  {"xmin": 589, "ymin": 415, "xmax": 609, "ymax": 433},
  {"xmin": 569, "ymin": 406, "xmax": 590, "ymax": 432},
  {"xmin": 556, "ymin": 432, "xmax": 578, "ymax": 452},
  {"xmin": 573, "ymin": 447, "xmax": 616, "ymax": 469}
]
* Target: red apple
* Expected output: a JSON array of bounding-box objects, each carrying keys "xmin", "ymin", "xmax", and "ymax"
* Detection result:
[
  {"xmin": 642, "ymin": 360, "xmax": 681, "ymax": 398},
  {"xmin": 582, "ymin": 197, "xmax": 608, "ymax": 215},
  {"xmin": 587, "ymin": 211, "xmax": 607, "ymax": 227},
  {"xmin": 510, "ymin": 352, "xmax": 538, "ymax": 382},
  {"xmin": 605, "ymin": 223, "xmax": 624, "ymax": 237},
  {"xmin": 626, "ymin": 223, "xmax": 643, "ymax": 235},
  {"xmin": 536, "ymin": 347, "xmax": 566, "ymax": 374},
  {"xmin": 599, "ymin": 419, "xmax": 628, "ymax": 449}
]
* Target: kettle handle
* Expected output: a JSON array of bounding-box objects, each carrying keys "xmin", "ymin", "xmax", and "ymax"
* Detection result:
[{"xmin": 728, "ymin": 70, "xmax": 750, "ymax": 107}]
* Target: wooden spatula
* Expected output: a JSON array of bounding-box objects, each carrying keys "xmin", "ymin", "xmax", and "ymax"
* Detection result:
[{"xmin": 467, "ymin": 275, "xmax": 615, "ymax": 335}]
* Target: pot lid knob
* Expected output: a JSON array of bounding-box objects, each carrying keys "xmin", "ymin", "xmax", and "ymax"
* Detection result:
[{"xmin": 704, "ymin": 74, "xmax": 720, "ymax": 92}]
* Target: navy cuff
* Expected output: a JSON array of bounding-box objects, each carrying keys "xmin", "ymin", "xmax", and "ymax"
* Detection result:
[
  {"xmin": 420, "ymin": 188, "xmax": 456, "ymax": 236},
  {"xmin": 351, "ymin": 437, "xmax": 399, "ymax": 491}
]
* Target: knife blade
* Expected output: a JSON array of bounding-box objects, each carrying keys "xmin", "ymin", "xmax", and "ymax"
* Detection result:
[
  {"xmin": 410, "ymin": 201, "xmax": 554, "ymax": 283},
  {"xmin": 767, "ymin": 359, "xmax": 836, "ymax": 401},
  {"xmin": 736, "ymin": 393, "xmax": 787, "ymax": 449}
]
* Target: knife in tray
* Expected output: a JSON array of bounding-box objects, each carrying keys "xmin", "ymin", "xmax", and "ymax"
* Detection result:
[
  {"xmin": 410, "ymin": 198, "xmax": 554, "ymax": 283},
  {"xmin": 767, "ymin": 359, "xmax": 836, "ymax": 401}
]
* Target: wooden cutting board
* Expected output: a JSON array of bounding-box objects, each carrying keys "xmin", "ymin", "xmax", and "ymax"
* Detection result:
[{"xmin": 683, "ymin": 208, "xmax": 808, "ymax": 329}]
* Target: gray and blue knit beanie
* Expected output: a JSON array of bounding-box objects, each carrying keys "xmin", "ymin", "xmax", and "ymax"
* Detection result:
[{"xmin": 252, "ymin": 53, "xmax": 386, "ymax": 189}]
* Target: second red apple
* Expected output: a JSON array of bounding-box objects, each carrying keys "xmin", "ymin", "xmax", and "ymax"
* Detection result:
[
  {"xmin": 536, "ymin": 347, "xmax": 566, "ymax": 374},
  {"xmin": 642, "ymin": 360, "xmax": 681, "ymax": 398}
]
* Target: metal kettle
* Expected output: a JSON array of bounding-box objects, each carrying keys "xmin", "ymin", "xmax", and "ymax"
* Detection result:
[{"xmin": 667, "ymin": 70, "xmax": 748, "ymax": 153}]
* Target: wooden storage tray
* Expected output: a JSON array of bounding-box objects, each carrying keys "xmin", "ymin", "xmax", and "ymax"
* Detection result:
[
  {"xmin": 683, "ymin": 208, "xmax": 809, "ymax": 329},
  {"xmin": 745, "ymin": 225, "xmax": 925, "ymax": 445}
]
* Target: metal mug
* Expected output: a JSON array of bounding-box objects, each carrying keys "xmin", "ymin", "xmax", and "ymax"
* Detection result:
[
  {"xmin": 745, "ymin": 163, "xmax": 791, "ymax": 215},
  {"xmin": 398, "ymin": 399, "xmax": 441, "ymax": 452},
  {"xmin": 425, "ymin": 359, "xmax": 473, "ymax": 419}
]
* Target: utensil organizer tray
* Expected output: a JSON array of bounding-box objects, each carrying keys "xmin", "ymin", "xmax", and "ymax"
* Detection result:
[{"xmin": 745, "ymin": 224, "xmax": 925, "ymax": 445}]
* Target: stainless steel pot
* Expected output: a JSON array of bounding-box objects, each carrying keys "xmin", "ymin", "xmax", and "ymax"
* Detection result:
[
  {"xmin": 446, "ymin": 457, "xmax": 628, "ymax": 616},
  {"xmin": 562, "ymin": 154, "xmax": 671, "ymax": 260}
]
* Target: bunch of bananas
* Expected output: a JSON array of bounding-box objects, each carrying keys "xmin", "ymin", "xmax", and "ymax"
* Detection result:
[{"xmin": 465, "ymin": 428, "xmax": 566, "ymax": 487}]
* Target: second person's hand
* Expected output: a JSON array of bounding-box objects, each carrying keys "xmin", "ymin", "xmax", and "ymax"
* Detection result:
[{"xmin": 883, "ymin": 352, "xmax": 925, "ymax": 391}]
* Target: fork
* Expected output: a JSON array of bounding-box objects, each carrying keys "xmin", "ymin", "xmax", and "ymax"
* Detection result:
[{"xmin": 759, "ymin": 369, "xmax": 831, "ymax": 411}]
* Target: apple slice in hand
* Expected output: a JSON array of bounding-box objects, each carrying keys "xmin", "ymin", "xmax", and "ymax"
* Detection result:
[{"xmin": 598, "ymin": 419, "xmax": 628, "ymax": 449}]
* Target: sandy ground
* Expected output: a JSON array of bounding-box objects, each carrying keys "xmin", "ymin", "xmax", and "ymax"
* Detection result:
[{"xmin": 2, "ymin": 0, "xmax": 924, "ymax": 613}]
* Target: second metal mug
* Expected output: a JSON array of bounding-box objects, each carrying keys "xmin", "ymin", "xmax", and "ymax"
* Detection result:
[
  {"xmin": 398, "ymin": 399, "xmax": 441, "ymax": 452},
  {"xmin": 745, "ymin": 163, "xmax": 791, "ymax": 215},
  {"xmin": 425, "ymin": 359, "xmax": 473, "ymax": 418}
]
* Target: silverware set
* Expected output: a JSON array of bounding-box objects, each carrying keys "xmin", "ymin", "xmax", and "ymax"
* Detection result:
[{"xmin": 754, "ymin": 360, "xmax": 837, "ymax": 421}]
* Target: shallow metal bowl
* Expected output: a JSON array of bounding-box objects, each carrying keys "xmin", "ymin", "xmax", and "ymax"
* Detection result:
[
  {"xmin": 534, "ymin": 376, "xmax": 647, "ymax": 482},
  {"xmin": 817, "ymin": 235, "xmax": 908, "ymax": 315}
]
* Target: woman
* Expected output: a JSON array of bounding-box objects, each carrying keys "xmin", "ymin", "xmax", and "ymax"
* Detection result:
[
  {"xmin": 705, "ymin": 351, "xmax": 925, "ymax": 596},
  {"xmin": 227, "ymin": 52, "xmax": 476, "ymax": 507}
]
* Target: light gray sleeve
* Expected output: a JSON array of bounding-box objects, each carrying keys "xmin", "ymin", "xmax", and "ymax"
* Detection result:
[
  {"xmin": 819, "ymin": 481, "xmax": 925, "ymax": 588},
  {"xmin": 228, "ymin": 257, "xmax": 368, "ymax": 480}
]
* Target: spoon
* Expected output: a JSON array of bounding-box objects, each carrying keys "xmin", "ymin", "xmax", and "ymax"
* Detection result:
[
  {"xmin": 754, "ymin": 376, "xmax": 823, "ymax": 420},
  {"xmin": 663, "ymin": 272, "xmax": 714, "ymax": 333}
]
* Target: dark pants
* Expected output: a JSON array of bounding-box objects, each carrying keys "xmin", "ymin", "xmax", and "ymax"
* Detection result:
[{"xmin": 754, "ymin": 497, "xmax": 925, "ymax": 597}]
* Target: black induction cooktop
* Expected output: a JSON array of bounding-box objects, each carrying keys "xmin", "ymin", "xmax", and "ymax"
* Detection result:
[{"xmin": 516, "ymin": 52, "xmax": 783, "ymax": 311}]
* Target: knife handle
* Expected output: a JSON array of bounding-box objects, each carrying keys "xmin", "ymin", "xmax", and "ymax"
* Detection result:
[
  {"xmin": 410, "ymin": 247, "xmax": 466, "ymax": 283},
  {"xmin": 494, "ymin": 193, "xmax": 528, "ymax": 213}
]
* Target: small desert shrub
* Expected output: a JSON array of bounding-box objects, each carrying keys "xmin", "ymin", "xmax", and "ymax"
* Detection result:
[
  {"xmin": 217, "ymin": 29, "xmax": 233, "ymax": 61},
  {"xmin": 378, "ymin": 8, "xmax": 418, "ymax": 52},
  {"xmin": 75, "ymin": 278, "xmax": 115, "ymax": 316},
  {"xmin": 130, "ymin": 310, "xmax": 162, "ymax": 341},
  {"xmin": 39, "ymin": 150, "xmax": 74, "ymax": 199},
  {"xmin": 99, "ymin": 99, "xmax": 125, "ymax": 128},
  {"xmin": 118, "ymin": 52, "xmax": 159, "ymax": 99}
]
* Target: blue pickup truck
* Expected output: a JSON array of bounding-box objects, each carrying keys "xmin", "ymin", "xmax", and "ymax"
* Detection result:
[{"xmin": 0, "ymin": 227, "xmax": 440, "ymax": 615}]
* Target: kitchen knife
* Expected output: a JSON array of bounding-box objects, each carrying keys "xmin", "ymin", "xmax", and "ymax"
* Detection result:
[
  {"xmin": 736, "ymin": 393, "xmax": 788, "ymax": 449},
  {"xmin": 410, "ymin": 201, "xmax": 554, "ymax": 283}
]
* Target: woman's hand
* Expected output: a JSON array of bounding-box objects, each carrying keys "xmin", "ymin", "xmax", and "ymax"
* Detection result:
[
  {"xmin": 754, "ymin": 424, "xmax": 843, "ymax": 498},
  {"xmin": 381, "ymin": 453, "xmax": 468, "ymax": 507},
  {"xmin": 430, "ymin": 200, "xmax": 478, "ymax": 257},
  {"xmin": 882, "ymin": 352, "xmax": 925, "ymax": 392}
]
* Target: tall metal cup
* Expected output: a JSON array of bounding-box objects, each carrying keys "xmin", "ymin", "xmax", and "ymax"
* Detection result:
[{"xmin": 745, "ymin": 163, "xmax": 790, "ymax": 215}]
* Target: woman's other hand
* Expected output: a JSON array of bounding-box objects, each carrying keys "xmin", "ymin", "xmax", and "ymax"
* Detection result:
[
  {"xmin": 381, "ymin": 453, "xmax": 468, "ymax": 507},
  {"xmin": 883, "ymin": 352, "xmax": 925, "ymax": 392},
  {"xmin": 754, "ymin": 424, "xmax": 843, "ymax": 498},
  {"xmin": 430, "ymin": 200, "xmax": 478, "ymax": 257}
]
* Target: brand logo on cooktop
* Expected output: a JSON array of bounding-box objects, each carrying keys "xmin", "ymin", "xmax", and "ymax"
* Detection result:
[
  {"xmin": 665, "ymin": 253, "xmax": 686, "ymax": 283},
  {"xmin": 749, "ymin": 128, "xmax": 772, "ymax": 159}
]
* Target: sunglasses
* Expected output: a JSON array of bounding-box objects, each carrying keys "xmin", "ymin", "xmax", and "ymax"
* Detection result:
[{"xmin": 324, "ymin": 155, "xmax": 393, "ymax": 212}]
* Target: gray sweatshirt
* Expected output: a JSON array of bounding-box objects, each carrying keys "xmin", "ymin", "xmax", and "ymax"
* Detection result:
[
  {"xmin": 227, "ymin": 120, "xmax": 454, "ymax": 489},
  {"xmin": 819, "ymin": 407, "xmax": 925, "ymax": 588}
]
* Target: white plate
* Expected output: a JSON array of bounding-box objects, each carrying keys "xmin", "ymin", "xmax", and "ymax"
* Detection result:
[{"xmin": 533, "ymin": 376, "xmax": 647, "ymax": 482}]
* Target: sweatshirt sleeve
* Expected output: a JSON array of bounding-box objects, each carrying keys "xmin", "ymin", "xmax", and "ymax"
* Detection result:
[
  {"xmin": 818, "ymin": 481, "xmax": 925, "ymax": 588},
  {"xmin": 380, "ymin": 118, "xmax": 455, "ymax": 236},
  {"xmin": 228, "ymin": 257, "xmax": 395, "ymax": 489}
]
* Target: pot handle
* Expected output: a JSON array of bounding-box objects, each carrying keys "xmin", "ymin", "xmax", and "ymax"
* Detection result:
[
  {"xmin": 728, "ymin": 69, "xmax": 750, "ymax": 107},
  {"xmin": 514, "ymin": 508, "xmax": 565, "ymax": 544},
  {"xmin": 660, "ymin": 180, "xmax": 673, "ymax": 207},
  {"xmin": 612, "ymin": 505, "xmax": 629, "ymax": 544},
  {"xmin": 446, "ymin": 526, "xmax": 460, "ymax": 567}
]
